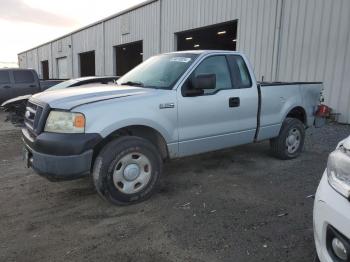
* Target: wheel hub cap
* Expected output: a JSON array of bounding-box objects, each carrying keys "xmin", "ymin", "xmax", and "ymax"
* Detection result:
[
  {"xmin": 123, "ymin": 164, "xmax": 140, "ymax": 181},
  {"xmin": 286, "ymin": 128, "xmax": 301, "ymax": 154},
  {"xmin": 112, "ymin": 152, "xmax": 152, "ymax": 195},
  {"xmin": 287, "ymin": 135, "xmax": 297, "ymax": 145}
]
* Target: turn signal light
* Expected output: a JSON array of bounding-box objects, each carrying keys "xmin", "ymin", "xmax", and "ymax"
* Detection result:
[{"xmin": 74, "ymin": 115, "xmax": 85, "ymax": 128}]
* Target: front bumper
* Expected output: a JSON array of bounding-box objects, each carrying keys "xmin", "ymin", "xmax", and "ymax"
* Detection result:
[
  {"xmin": 314, "ymin": 171, "xmax": 350, "ymax": 262},
  {"xmin": 22, "ymin": 128, "xmax": 102, "ymax": 181}
]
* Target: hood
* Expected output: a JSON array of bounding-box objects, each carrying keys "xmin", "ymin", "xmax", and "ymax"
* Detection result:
[
  {"xmin": 30, "ymin": 85, "xmax": 153, "ymax": 110},
  {"xmin": 1, "ymin": 94, "xmax": 32, "ymax": 107}
]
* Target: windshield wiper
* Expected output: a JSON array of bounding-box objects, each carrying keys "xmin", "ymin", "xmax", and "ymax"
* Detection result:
[{"xmin": 120, "ymin": 81, "xmax": 144, "ymax": 87}]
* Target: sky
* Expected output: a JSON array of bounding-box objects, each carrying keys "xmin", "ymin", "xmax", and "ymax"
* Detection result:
[{"xmin": 0, "ymin": 0, "xmax": 145, "ymax": 63}]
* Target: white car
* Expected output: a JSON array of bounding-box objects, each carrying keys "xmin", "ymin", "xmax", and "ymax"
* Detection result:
[{"xmin": 314, "ymin": 135, "xmax": 350, "ymax": 262}]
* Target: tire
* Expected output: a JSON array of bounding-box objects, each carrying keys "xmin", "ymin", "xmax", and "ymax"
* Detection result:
[
  {"xmin": 270, "ymin": 118, "xmax": 305, "ymax": 160},
  {"xmin": 92, "ymin": 136, "xmax": 162, "ymax": 205}
]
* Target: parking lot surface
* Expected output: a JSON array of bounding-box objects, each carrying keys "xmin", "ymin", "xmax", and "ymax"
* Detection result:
[{"xmin": 0, "ymin": 111, "xmax": 349, "ymax": 262}]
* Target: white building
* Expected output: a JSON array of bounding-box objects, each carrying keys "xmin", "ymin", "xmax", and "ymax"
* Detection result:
[{"xmin": 18, "ymin": 0, "xmax": 350, "ymax": 123}]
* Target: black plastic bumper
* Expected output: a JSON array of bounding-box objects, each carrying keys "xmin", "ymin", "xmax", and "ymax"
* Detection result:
[{"xmin": 22, "ymin": 128, "xmax": 102, "ymax": 181}]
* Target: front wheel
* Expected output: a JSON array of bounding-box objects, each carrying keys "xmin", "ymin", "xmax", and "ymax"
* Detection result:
[
  {"xmin": 270, "ymin": 118, "xmax": 305, "ymax": 160},
  {"xmin": 92, "ymin": 136, "xmax": 162, "ymax": 205}
]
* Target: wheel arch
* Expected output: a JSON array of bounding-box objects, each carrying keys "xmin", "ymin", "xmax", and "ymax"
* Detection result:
[
  {"xmin": 93, "ymin": 125, "xmax": 170, "ymax": 163},
  {"xmin": 285, "ymin": 106, "xmax": 307, "ymax": 125}
]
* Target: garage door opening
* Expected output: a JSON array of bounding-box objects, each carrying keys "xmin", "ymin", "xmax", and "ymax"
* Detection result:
[
  {"xmin": 41, "ymin": 60, "xmax": 49, "ymax": 80},
  {"xmin": 79, "ymin": 51, "xmax": 95, "ymax": 77},
  {"xmin": 177, "ymin": 20, "xmax": 238, "ymax": 51},
  {"xmin": 115, "ymin": 41, "xmax": 143, "ymax": 76}
]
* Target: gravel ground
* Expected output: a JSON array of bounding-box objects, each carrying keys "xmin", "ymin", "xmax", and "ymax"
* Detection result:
[{"xmin": 0, "ymin": 111, "xmax": 349, "ymax": 262}]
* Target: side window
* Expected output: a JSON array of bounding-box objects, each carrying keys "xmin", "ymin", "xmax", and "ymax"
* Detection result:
[
  {"xmin": 193, "ymin": 56, "xmax": 232, "ymax": 94},
  {"xmin": 227, "ymin": 55, "xmax": 252, "ymax": 89},
  {"xmin": 13, "ymin": 70, "xmax": 35, "ymax": 84},
  {"xmin": 0, "ymin": 71, "xmax": 10, "ymax": 84}
]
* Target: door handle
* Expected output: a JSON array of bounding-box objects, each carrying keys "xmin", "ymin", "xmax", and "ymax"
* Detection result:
[
  {"xmin": 229, "ymin": 97, "xmax": 240, "ymax": 108},
  {"xmin": 3, "ymin": 85, "xmax": 11, "ymax": 88},
  {"xmin": 29, "ymin": 85, "xmax": 36, "ymax": 88}
]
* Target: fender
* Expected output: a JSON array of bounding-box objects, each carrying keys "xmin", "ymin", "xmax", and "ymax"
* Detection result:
[{"xmin": 100, "ymin": 118, "xmax": 175, "ymax": 144}]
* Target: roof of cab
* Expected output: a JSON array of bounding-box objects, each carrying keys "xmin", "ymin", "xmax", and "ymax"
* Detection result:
[{"xmin": 163, "ymin": 50, "xmax": 241, "ymax": 55}]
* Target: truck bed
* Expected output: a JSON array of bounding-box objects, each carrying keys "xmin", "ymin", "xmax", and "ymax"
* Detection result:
[
  {"xmin": 255, "ymin": 81, "xmax": 322, "ymax": 141},
  {"xmin": 258, "ymin": 81, "xmax": 322, "ymax": 86}
]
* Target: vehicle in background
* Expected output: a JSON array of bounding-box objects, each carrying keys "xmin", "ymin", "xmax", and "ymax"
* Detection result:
[
  {"xmin": 1, "ymin": 76, "xmax": 119, "ymax": 125},
  {"xmin": 22, "ymin": 50, "xmax": 322, "ymax": 205},
  {"xmin": 314, "ymin": 135, "xmax": 350, "ymax": 262},
  {"xmin": 0, "ymin": 68, "xmax": 63, "ymax": 105},
  {"xmin": 44, "ymin": 76, "xmax": 118, "ymax": 92}
]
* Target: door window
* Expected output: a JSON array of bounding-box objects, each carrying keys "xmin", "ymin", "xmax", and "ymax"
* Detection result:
[
  {"xmin": 13, "ymin": 70, "xmax": 34, "ymax": 84},
  {"xmin": 191, "ymin": 56, "xmax": 232, "ymax": 95},
  {"xmin": 0, "ymin": 71, "xmax": 10, "ymax": 84},
  {"xmin": 227, "ymin": 55, "xmax": 252, "ymax": 89}
]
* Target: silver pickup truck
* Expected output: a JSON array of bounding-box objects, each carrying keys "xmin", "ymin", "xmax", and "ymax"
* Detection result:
[{"xmin": 22, "ymin": 51, "xmax": 322, "ymax": 205}]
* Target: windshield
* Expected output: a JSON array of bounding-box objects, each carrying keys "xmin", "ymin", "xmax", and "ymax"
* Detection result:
[
  {"xmin": 46, "ymin": 79, "xmax": 79, "ymax": 91},
  {"xmin": 117, "ymin": 53, "xmax": 199, "ymax": 90}
]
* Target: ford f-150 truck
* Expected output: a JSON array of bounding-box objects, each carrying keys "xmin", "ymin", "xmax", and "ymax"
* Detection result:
[{"xmin": 22, "ymin": 51, "xmax": 322, "ymax": 205}]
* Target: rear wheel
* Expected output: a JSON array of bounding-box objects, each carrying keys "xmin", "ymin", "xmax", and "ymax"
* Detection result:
[
  {"xmin": 92, "ymin": 136, "xmax": 162, "ymax": 205},
  {"xmin": 270, "ymin": 118, "xmax": 305, "ymax": 160}
]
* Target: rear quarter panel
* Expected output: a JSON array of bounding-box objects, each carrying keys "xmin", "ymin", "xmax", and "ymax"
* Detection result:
[
  {"xmin": 258, "ymin": 85, "xmax": 303, "ymax": 141},
  {"xmin": 258, "ymin": 83, "xmax": 321, "ymax": 141},
  {"xmin": 300, "ymin": 83, "xmax": 322, "ymax": 126}
]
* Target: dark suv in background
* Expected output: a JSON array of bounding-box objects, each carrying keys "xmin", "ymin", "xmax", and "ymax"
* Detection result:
[{"xmin": 0, "ymin": 69, "xmax": 62, "ymax": 104}]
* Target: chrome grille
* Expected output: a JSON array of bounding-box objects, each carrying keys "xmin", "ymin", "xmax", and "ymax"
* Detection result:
[{"xmin": 24, "ymin": 102, "xmax": 43, "ymax": 135}]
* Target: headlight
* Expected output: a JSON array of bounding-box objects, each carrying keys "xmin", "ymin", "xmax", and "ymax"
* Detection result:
[
  {"xmin": 44, "ymin": 111, "xmax": 85, "ymax": 133},
  {"xmin": 327, "ymin": 146, "xmax": 350, "ymax": 199}
]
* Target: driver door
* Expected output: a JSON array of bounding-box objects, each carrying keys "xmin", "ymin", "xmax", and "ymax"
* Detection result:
[{"xmin": 177, "ymin": 55, "xmax": 258, "ymax": 157}]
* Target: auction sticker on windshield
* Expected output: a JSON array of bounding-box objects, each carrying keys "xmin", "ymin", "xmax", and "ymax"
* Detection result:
[{"xmin": 170, "ymin": 57, "xmax": 192, "ymax": 63}]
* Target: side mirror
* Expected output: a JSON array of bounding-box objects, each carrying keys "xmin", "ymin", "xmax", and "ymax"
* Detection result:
[{"xmin": 193, "ymin": 74, "xmax": 216, "ymax": 90}]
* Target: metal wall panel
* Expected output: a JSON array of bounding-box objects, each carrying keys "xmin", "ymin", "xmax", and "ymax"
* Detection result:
[
  {"xmin": 18, "ymin": 53, "xmax": 27, "ymax": 68},
  {"xmin": 26, "ymin": 49, "xmax": 39, "ymax": 73},
  {"xmin": 51, "ymin": 36, "xmax": 73, "ymax": 79},
  {"xmin": 277, "ymin": 0, "xmax": 350, "ymax": 123},
  {"xmin": 37, "ymin": 44, "xmax": 52, "ymax": 79},
  {"xmin": 104, "ymin": 1, "xmax": 160, "ymax": 75},
  {"xmin": 160, "ymin": 0, "xmax": 279, "ymax": 81},
  {"xmin": 72, "ymin": 23, "xmax": 104, "ymax": 77},
  {"xmin": 57, "ymin": 57, "xmax": 69, "ymax": 79}
]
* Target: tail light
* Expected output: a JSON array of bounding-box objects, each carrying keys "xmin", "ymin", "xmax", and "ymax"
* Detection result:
[{"xmin": 316, "ymin": 104, "xmax": 331, "ymax": 117}]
